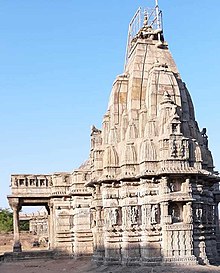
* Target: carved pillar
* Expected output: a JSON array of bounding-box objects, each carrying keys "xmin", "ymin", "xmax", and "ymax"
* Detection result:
[
  {"xmin": 8, "ymin": 197, "xmax": 22, "ymax": 252},
  {"xmin": 161, "ymin": 201, "xmax": 171, "ymax": 224},
  {"xmin": 51, "ymin": 205, "xmax": 56, "ymax": 249},
  {"xmin": 46, "ymin": 202, "xmax": 54, "ymax": 249},
  {"xmin": 183, "ymin": 202, "xmax": 193, "ymax": 224},
  {"xmin": 46, "ymin": 202, "xmax": 53, "ymax": 249},
  {"xmin": 94, "ymin": 205, "xmax": 104, "ymax": 261},
  {"xmin": 214, "ymin": 203, "xmax": 220, "ymax": 252}
]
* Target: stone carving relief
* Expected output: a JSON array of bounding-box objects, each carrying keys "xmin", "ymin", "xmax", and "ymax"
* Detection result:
[
  {"xmin": 56, "ymin": 210, "xmax": 71, "ymax": 231},
  {"xmin": 126, "ymin": 122, "xmax": 138, "ymax": 141},
  {"xmin": 178, "ymin": 142, "xmax": 186, "ymax": 158},
  {"xmin": 195, "ymin": 205, "xmax": 203, "ymax": 222},
  {"xmin": 170, "ymin": 139, "xmax": 188, "ymax": 160},
  {"xmin": 140, "ymin": 140, "xmax": 157, "ymax": 162},
  {"xmin": 103, "ymin": 146, "xmax": 119, "ymax": 168},
  {"xmin": 104, "ymin": 208, "xmax": 120, "ymax": 228},
  {"xmin": 90, "ymin": 125, "xmax": 102, "ymax": 150},
  {"xmin": 122, "ymin": 144, "xmax": 137, "ymax": 165},
  {"xmin": 169, "ymin": 203, "xmax": 182, "ymax": 223},
  {"xmin": 207, "ymin": 205, "xmax": 214, "ymax": 223},
  {"xmin": 171, "ymin": 123, "xmax": 178, "ymax": 134},
  {"xmin": 121, "ymin": 110, "xmax": 128, "ymax": 141},
  {"xmin": 160, "ymin": 177, "xmax": 170, "ymax": 194},
  {"xmin": 168, "ymin": 179, "xmax": 181, "ymax": 192},
  {"xmin": 201, "ymin": 128, "xmax": 208, "ymax": 148},
  {"xmin": 29, "ymin": 178, "xmax": 36, "ymax": 186},
  {"xmin": 181, "ymin": 178, "xmax": 192, "ymax": 193},
  {"xmin": 102, "ymin": 113, "xmax": 110, "ymax": 145},
  {"xmin": 183, "ymin": 202, "xmax": 193, "ymax": 224},
  {"xmin": 109, "ymin": 208, "xmax": 119, "ymax": 226},
  {"xmin": 195, "ymin": 145, "xmax": 202, "ymax": 162},
  {"xmin": 170, "ymin": 140, "xmax": 178, "ymax": 158},
  {"xmin": 109, "ymin": 127, "xmax": 119, "ymax": 144},
  {"xmin": 129, "ymin": 206, "xmax": 139, "ymax": 225},
  {"xmin": 123, "ymin": 206, "xmax": 140, "ymax": 226},
  {"xmin": 91, "ymin": 209, "xmax": 96, "ymax": 228},
  {"xmin": 142, "ymin": 204, "xmax": 160, "ymax": 226},
  {"xmin": 122, "ymin": 206, "xmax": 127, "ymax": 226},
  {"xmin": 14, "ymin": 177, "xmax": 18, "ymax": 186},
  {"xmin": 146, "ymin": 205, "xmax": 152, "ymax": 225},
  {"xmin": 151, "ymin": 204, "xmax": 159, "ymax": 224}
]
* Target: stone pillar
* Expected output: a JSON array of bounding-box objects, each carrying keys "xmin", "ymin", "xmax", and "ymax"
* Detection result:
[
  {"xmin": 47, "ymin": 202, "xmax": 54, "ymax": 249},
  {"xmin": 161, "ymin": 201, "xmax": 172, "ymax": 258},
  {"xmin": 183, "ymin": 202, "xmax": 193, "ymax": 224},
  {"xmin": 8, "ymin": 197, "xmax": 22, "ymax": 252},
  {"xmin": 161, "ymin": 201, "xmax": 171, "ymax": 224},
  {"xmin": 214, "ymin": 203, "xmax": 220, "ymax": 253},
  {"xmin": 93, "ymin": 206, "xmax": 104, "ymax": 261}
]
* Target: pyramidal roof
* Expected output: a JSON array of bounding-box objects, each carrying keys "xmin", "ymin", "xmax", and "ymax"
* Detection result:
[{"xmin": 88, "ymin": 4, "xmax": 217, "ymax": 184}]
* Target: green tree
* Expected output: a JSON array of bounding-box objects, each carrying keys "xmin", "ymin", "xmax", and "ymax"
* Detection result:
[
  {"xmin": 19, "ymin": 220, "xmax": 29, "ymax": 231},
  {"xmin": 0, "ymin": 208, "xmax": 13, "ymax": 232}
]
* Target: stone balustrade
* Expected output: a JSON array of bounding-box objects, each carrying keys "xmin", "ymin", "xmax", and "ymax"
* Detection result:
[
  {"xmin": 51, "ymin": 186, "xmax": 70, "ymax": 196},
  {"xmin": 71, "ymin": 188, "xmax": 91, "ymax": 194},
  {"xmin": 10, "ymin": 174, "xmax": 91, "ymax": 197},
  {"xmin": 11, "ymin": 174, "xmax": 52, "ymax": 196}
]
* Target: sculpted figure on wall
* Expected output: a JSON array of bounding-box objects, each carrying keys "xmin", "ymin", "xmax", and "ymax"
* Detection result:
[
  {"xmin": 184, "ymin": 202, "xmax": 193, "ymax": 224},
  {"xmin": 178, "ymin": 142, "xmax": 186, "ymax": 158},
  {"xmin": 127, "ymin": 206, "xmax": 139, "ymax": 225},
  {"xmin": 91, "ymin": 209, "xmax": 96, "ymax": 228},
  {"xmin": 195, "ymin": 205, "xmax": 203, "ymax": 222},
  {"xmin": 160, "ymin": 177, "xmax": 170, "ymax": 194},
  {"xmin": 122, "ymin": 207, "xmax": 127, "ymax": 226},
  {"xmin": 151, "ymin": 204, "xmax": 159, "ymax": 224},
  {"xmin": 171, "ymin": 140, "xmax": 178, "ymax": 158},
  {"xmin": 109, "ymin": 208, "xmax": 119, "ymax": 226}
]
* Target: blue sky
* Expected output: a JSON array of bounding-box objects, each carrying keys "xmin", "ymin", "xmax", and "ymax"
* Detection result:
[{"xmin": 0, "ymin": 0, "xmax": 220, "ymax": 209}]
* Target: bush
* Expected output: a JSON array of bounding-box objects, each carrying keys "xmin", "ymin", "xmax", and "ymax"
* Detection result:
[
  {"xmin": 0, "ymin": 208, "xmax": 30, "ymax": 232},
  {"xmin": 0, "ymin": 208, "xmax": 13, "ymax": 232},
  {"xmin": 20, "ymin": 220, "xmax": 29, "ymax": 231}
]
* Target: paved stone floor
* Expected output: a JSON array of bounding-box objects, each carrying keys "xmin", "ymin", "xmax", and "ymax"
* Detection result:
[{"xmin": 0, "ymin": 257, "xmax": 220, "ymax": 273}]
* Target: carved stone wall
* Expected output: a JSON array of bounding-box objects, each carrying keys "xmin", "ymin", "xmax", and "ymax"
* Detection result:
[{"xmin": 87, "ymin": 12, "xmax": 220, "ymax": 266}]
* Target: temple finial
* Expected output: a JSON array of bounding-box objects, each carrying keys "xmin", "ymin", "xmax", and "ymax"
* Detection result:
[{"xmin": 124, "ymin": 3, "xmax": 163, "ymax": 69}]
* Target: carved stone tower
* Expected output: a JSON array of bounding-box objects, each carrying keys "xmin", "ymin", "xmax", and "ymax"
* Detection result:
[
  {"xmin": 87, "ymin": 3, "xmax": 220, "ymax": 265},
  {"xmin": 7, "ymin": 2, "xmax": 220, "ymax": 266}
]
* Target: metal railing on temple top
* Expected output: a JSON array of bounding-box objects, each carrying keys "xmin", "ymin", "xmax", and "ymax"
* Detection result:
[{"xmin": 124, "ymin": 1, "xmax": 163, "ymax": 69}]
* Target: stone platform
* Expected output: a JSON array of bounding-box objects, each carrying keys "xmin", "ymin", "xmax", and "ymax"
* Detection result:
[
  {"xmin": 2, "ymin": 250, "xmax": 56, "ymax": 262},
  {"xmin": 0, "ymin": 256, "xmax": 220, "ymax": 273}
]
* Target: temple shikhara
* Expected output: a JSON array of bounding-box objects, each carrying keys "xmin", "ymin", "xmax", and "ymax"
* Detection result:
[{"xmin": 7, "ymin": 2, "xmax": 220, "ymax": 266}]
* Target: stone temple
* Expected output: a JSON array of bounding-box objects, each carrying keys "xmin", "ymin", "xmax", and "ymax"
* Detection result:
[{"xmin": 7, "ymin": 2, "xmax": 220, "ymax": 266}]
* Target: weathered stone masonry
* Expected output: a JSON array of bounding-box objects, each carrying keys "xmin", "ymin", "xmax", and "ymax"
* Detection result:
[{"xmin": 8, "ymin": 3, "xmax": 220, "ymax": 266}]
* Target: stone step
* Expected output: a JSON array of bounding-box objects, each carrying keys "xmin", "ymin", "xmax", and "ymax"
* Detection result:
[{"xmin": 3, "ymin": 250, "xmax": 56, "ymax": 262}]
